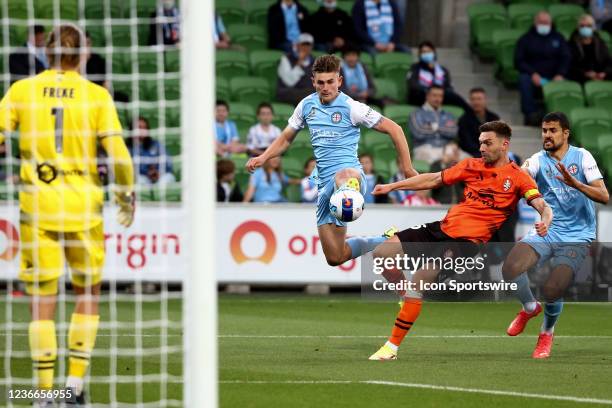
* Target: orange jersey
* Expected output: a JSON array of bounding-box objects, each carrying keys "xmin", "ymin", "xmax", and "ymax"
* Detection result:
[{"xmin": 440, "ymin": 158, "xmax": 541, "ymax": 243}]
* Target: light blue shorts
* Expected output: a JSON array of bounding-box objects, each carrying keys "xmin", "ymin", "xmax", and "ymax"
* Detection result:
[
  {"xmin": 316, "ymin": 172, "xmax": 367, "ymax": 227},
  {"xmin": 521, "ymin": 229, "xmax": 590, "ymax": 273}
]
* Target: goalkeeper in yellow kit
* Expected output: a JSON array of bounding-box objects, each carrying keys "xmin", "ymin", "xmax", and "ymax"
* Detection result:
[{"xmin": 0, "ymin": 24, "xmax": 134, "ymax": 406}]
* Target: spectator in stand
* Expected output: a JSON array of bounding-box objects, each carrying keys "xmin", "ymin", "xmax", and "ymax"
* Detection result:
[
  {"xmin": 457, "ymin": 88, "xmax": 500, "ymax": 158},
  {"xmin": 243, "ymin": 156, "xmax": 294, "ymax": 203},
  {"xmin": 388, "ymin": 156, "xmax": 414, "ymax": 204},
  {"xmin": 568, "ymin": 14, "xmax": 612, "ymax": 84},
  {"xmin": 216, "ymin": 159, "xmax": 244, "ymax": 202},
  {"xmin": 515, "ymin": 11, "xmax": 571, "ymax": 126},
  {"xmin": 0, "ymin": 141, "xmax": 18, "ymax": 184},
  {"xmin": 352, "ymin": 0, "xmax": 410, "ymax": 55},
  {"xmin": 277, "ymin": 33, "xmax": 315, "ymax": 105},
  {"xmin": 340, "ymin": 46, "xmax": 381, "ymax": 106},
  {"xmin": 149, "ymin": 0, "xmax": 180, "ymax": 46},
  {"xmin": 591, "ymin": 0, "xmax": 612, "ymax": 33},
  {"xmin": 126, "ymin": 117, "xmax": 176, "ymax": 186},
  {"xmin": 430, "ymin": 141, "xmax": 464, "ymax": 204},
  {"xmin": 267, "ymin": 0, "xmax": 310, "ymax": 53},
  {"xmin": 85, "ymin": 32, "xmax": 107, "ymax": 88},
  {"xmin": 246, "ymin": 103, "xmax": 282, "ymax": 157},
  {"xmin": 403, "ymin": 190, "xmax": 440, "ymax": 206},
  {"xmin": 9, "ymin": 25, "xmax": 47, "ymax": 84},
  {"xmin": 301, "ymin": 158, "xmax": 318, "ymax": 203},
  {"xmin": 214, "ymin": 13, "xmax": 232, "ymax": 50},
  {"xmin": 408, "ymin": 85, "xmax": 458, "ymax": 164},
  {"xmin": 215, "ymin": 100, "xmax": 246, "ymax": 157},
  {"xmin": 359, "ymin": 153, "xmax": 388, "ymax": 203},
  {"xmin": 309, "ymin": 0, "xmax": 354, "ymax": 53},
  {"xmin": 407, "ymin": 41, "xmax": 468, "ymax": 109}
]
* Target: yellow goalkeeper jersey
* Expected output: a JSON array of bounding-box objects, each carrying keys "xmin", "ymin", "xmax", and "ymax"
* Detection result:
[{"xmin": 0, "ymin": 69, "xmax": 123, "ymax": 232}]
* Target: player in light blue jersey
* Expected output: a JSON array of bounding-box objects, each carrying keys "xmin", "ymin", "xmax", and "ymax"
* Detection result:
[
  {"xmin": 502, "ymin": 112, "xmax": 609, "ymax": 359},
  {"xmin": 246, "ymin": 55, "xmax": 416, "ymax": 266}
]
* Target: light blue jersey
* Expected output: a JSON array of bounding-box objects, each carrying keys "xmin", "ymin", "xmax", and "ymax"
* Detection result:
[
  {"xmin": 288, "ymin": 92, "xmax": 383, "ymax": 226},
  {"xmin": 522, "ymin": 145, "xmax": 602, "ymax": 242},
  {"xmin": 521, "ymin": 146, "xmax": 603, "ymax": 272}
]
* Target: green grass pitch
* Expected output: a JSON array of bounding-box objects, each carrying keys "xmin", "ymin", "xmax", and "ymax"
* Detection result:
[{"xmin": 1, "ymin": 294, "xmax": 612, "ymax": 407}]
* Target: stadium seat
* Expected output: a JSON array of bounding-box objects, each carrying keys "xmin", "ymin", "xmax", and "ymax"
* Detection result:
[
  {"xmin": 231, "ymin": 156, "xmax": 249, "ymax": 171},
  {"xmin": 374, "ymin": 78, "xmax": 400, "ymax": 102},
  {"xmin": 85, "ymin": 24, "xmax": 107, "ymax": 47},
  {"xmin": 285, "ymin": 184, "xmax": 302, "ymax": 203},
  {"xmin": 7, "ymin": 0, "xmax": 28, "ymax": 19},
  {"xmin": 383, "ymin": 104, "xmax": 417, "ymax": 132},
  {"xmin": 234, "ymin": 170, "xmax": 251, "ymax": 193},
  {"xmin": 271, "ymin": 102, "xmax": 294, "ymax": 129},
  {"xmin": 217, "ymin": 50, "xmax": 250, "ymax": 78},
  {"xmin": 282, "ymin": 155, "xmax": 304, "ymax": 178},
  {"xmin": 372, "ymin": 147, "xmax": 396, "ymax": 180},
  {"xmin": 228, "ymin": 24, "xmax": 267, "ymax": 51},
  {"xmin": 132, "ymin": 106, "xmax": 163, "ymax": 129},
  {"xmin": 285, "ymin": 146, "xmax": 312, "ymax": 169},
  {"xmin": 493, "ymin": 29, "xmax": 523, "ymax": 86},
  {"xmin": 359, "ymin": 52, "xmax": 374, "ymax": 73},
  {"xmin": 165, "ymin": 49, "xmax": 180, "ymax": 72},
  {"xmin": 137, "ymin": 50, "xmax": 163, "ymax": 73},
  {"xmin": 36, "ymin": 0, "xmax": 79, "ymax": 19},
  {"xmin": 166, "ymin": 106, "xmax": 181, "ymax": 128},
  {"xmin": 136, "ymin": 0, "xmax": 158, "ymax": 18},
  {"xmin": 9, "ymin": 25, "xmax": 27, "ymax": 46},
  {"xmin": 301, "ymin": 0, "xmax": 320, "ymax": 13},
  {"xmin": 112, "ymin": 80, "xmax": 134, "ymax": 101},
  {"xmin": 216, "ymin": 77, "xmax": 230, "ymax": 102},
  {"xmin": 111, "ymin": 25, "xmax": 134, "ymax": 47},
  {"xmin": 374, "ymin": 53, "xmax": 412, "ymax": 100},
  {"xmin": 246, "ymin": 2, "xmax": 269, "ymax": 27},
  {"xmin": 443, "ymin": 105, "xmax": 465, "ymax": 120},
  {"xmin": 467, "ymin": 3, "xmax": 506, "ymax": 48},
  {"xmin": 507, "ymin": 4, "xmax": 545, "ymax": 32},
  {"xmin": 250, "ymin": 50, "xmax": 284, "ymax": 90},
  {"xmin": 229, "ymin": 76, "xmax": 272, "ymax": 107},
  {"xmin": 569, "ymin": 107, "xmax": 612, "ymax": 146},
  {"xmin": 542, "ymin": 81, "xmax": 584, "ymax": 114},
  {"xmin": 362, "ymin": 130, "xmax": 394, "ymax": 154},
  {"xmin": 137, "ymin": 186, "xmax": 155, "ymax": 202},
  {"xmin": 549, "ymin": 4, "xmax": 584, "ymax": 39},
  {"xmin": 172, "ymin": 157, "xmax": 182, "ymax": 181},
  {"xmin": 597, "ymin": 133, "xmax": 612, "ymax": 153},
  {"xmin": 84, "ymin": 0, "xmax": 122, "ymax": 19},
  {"xmin": 473, "ymin": 14, "xmax": 510, "ymax": 58},
  {"xmin": 164, "ymin": 78, "xmax": 180, "ymax": 100},
  {"xmin": 111, "ymin": 52, "xmax": 131, "ymax": 74},
  {"xmin": 413, "ymin": 159, "xmax": 431, "ymax": 174},
  {"xmin": 139, "ymin": 80, "xmax": 159, "ymax": 101},
  {"xmin": 217, "ymin": 0, "xmax": 248, "ymax": 26},
  {"xmin": 162, "ymin": 185, "xmax": 182, "ymax": 202},
  {"xmin": 165, "ymin": 132, "xmax": 182, "ymax": 156},
  {"xmin": 337, "ymin": 1, "xmax": 353, "ymax": 14},
  {"xmin": 228, "ymin": 103, "xmax": 256, "ymax": 134},
  {"xmin": 584, "ymin": 81, "xmax": 612, "ymax": 112}
]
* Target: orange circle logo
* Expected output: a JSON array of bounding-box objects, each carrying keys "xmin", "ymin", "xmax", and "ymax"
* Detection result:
[
  {"xmin": 230, "ymin": 220, "xmax": 277, "ymax": 264},
  {"xmin": 0, "ymin": 219, "xmax": 19, "ymax": 261}
]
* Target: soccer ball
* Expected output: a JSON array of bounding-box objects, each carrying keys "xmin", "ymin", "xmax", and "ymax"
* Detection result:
[{"xmin": 329, "ymin": 188, "xmax": 365, "ymax": 222}]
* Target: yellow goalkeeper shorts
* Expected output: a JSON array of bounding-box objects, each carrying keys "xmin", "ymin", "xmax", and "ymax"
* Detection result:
[{"xmin": 19, "ymin": 222, "xmax": 105, "ymax": 296}]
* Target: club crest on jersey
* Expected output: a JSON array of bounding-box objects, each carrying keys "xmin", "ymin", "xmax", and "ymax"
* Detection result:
[
  {"xmin": 567, "ymin": 163, "xmax": 578, "ymax": 175},
  {"xmin": 331, "ymin": 112, "xmax": 342, "ymax": 123},
  {"xmin": 503, "ymin": 178, "xmax": 512, "ymax": 192}
]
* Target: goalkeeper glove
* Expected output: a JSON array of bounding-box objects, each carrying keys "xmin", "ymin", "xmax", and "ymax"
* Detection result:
[{"xmin": 114, "ymin": 190, "xmax": 135, "ymax": 227}]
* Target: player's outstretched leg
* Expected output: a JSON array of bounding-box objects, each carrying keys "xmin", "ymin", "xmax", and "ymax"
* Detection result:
[
  {"xmin": 502, "ymin": 243, "xmax": 541, "ymax": 336},
  {"xmin": 65, "ymin": 282, "xmax": 101, "ymax": 406}
]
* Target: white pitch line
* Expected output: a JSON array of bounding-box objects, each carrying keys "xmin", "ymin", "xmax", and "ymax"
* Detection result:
[{"xmin": 220, "ymin": 380, "xmax": 612, "ymax": 405}]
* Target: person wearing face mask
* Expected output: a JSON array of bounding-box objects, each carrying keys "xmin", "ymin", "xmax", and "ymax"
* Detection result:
[
  {"xmin": 9, "ymin": 25, "xmax": 48, "ymax": 84},
  {"xmin": 568, "ymin": 14, "xmax": 612, "ymax": 83},
  {"xmin": 515, "ymin": 11, "xmax": 571, "ymax": 126},
  {"xmin": 309, "ymin": 0, "xmax": 355, "ymax": 53},
  {"xmin": 276, "ymin": 33, "xmax": 316, "ymax": 105},
  {"xmin": 149, "ymin": 0, "xmax": 180, "ymax": 46},
  {"xmin": 407, "ymin": 41, "xmax": 470, "ymax": 110}
]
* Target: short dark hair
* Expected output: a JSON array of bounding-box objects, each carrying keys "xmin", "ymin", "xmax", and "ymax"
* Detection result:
[
  {"xmin": 418, "ymin": 40, "xmax": 436, "ymax": 51},
  {"xmin": 216, "ymin": 100, "xmax": 229, "ymax": 110},
  {"xmin": 33, "ymin": 25, "xmax": 45, "ymax": 35},
  {"xmin": 217, "ymin": 159, "xmax": 235, "ymax": 179},
  {"xmin": 359, "ymin": 153, "xmax": 373, "ymax": 160},
  {"xmin": 542, "ymin": 111, "xmax": 571, "ymax": 131},
  {"xmin": 427, "ymin": 84, "xmax": 444, "ymax": 93},
  {"xmin": 312, "ymin": 54, "xmax": 341, "ymax": 74},
  {"xmin": 304, "ymin": 157, "xmax": 315, "ymax": 169},
  {"xmin": 257, "ymin": 102, "xmax": 273, "ymax": 115},
  {"xmin": 470, "ymin": 87, "xmax": 486, "ymax": 95},
  {"xmin": 342, "ymin": 44, "xmax": 360, "ymax": 57},
  {"xmin": 479, "ymin": 120, "xmax": 512, "ymax": 139}
]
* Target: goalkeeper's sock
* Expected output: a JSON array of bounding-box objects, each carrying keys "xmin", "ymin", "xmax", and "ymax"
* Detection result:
[
  {"xmin": 541, "ymin": 299, "xmax": 563, "ymax": 334},
  {"xmin": 347, "ymin": 235, "xmax": 386, "ymax": 259},
  {"xmin": 511, "ymin": 274, "xmax": 537, "ymax": 313},
  {"xmin": 389, "ymin": 298, "xmax": 422, "ymax": 347},
  {"xmin": 67, "ymin": 313, "xmax": 100, "ymax": 393},
  {"xmin": 29, "ymin": 320, "xmax": 57, "ymax": 390}
]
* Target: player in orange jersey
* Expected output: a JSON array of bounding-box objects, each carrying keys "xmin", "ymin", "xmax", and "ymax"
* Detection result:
[{"xmin": 367, "ymin": 120, "xmax": 553, "ymax": 360}]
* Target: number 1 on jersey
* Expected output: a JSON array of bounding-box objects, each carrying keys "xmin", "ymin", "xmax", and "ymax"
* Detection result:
[{"xmin": 51, "ymin": 107, "xmax": 64, "ymax": 153}]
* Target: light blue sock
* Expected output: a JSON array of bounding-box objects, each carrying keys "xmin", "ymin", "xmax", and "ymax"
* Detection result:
[
  {"xmin": 347, "ymin": 235, "xmax": 386, "ymax": 259},
  {"xmin": 511, "ymin": 273, "xmax": 537, "ymax": 311},
  {"xmin": 542, "ymin": 299, "xmax": 563, "ymax": 333}
]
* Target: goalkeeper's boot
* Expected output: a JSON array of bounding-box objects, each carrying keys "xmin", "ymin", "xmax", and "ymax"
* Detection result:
[
  {"xmin": 506, "ymin": 303, "xmax": 542, "ymax": 336},
  {"xmin": 32, "ymin": 397, "xmax": 55, "ymax": 408},
  {"xmin": 532, "ymin": 332, "xmax": 553, "ymax": 359},
  {"xmin": 368, "ymin": 343, "xmax": 397, "ymax": 361},
  {"xmin": 344, "ymin": 177, "xmax": 360, "ymax": 192}
]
